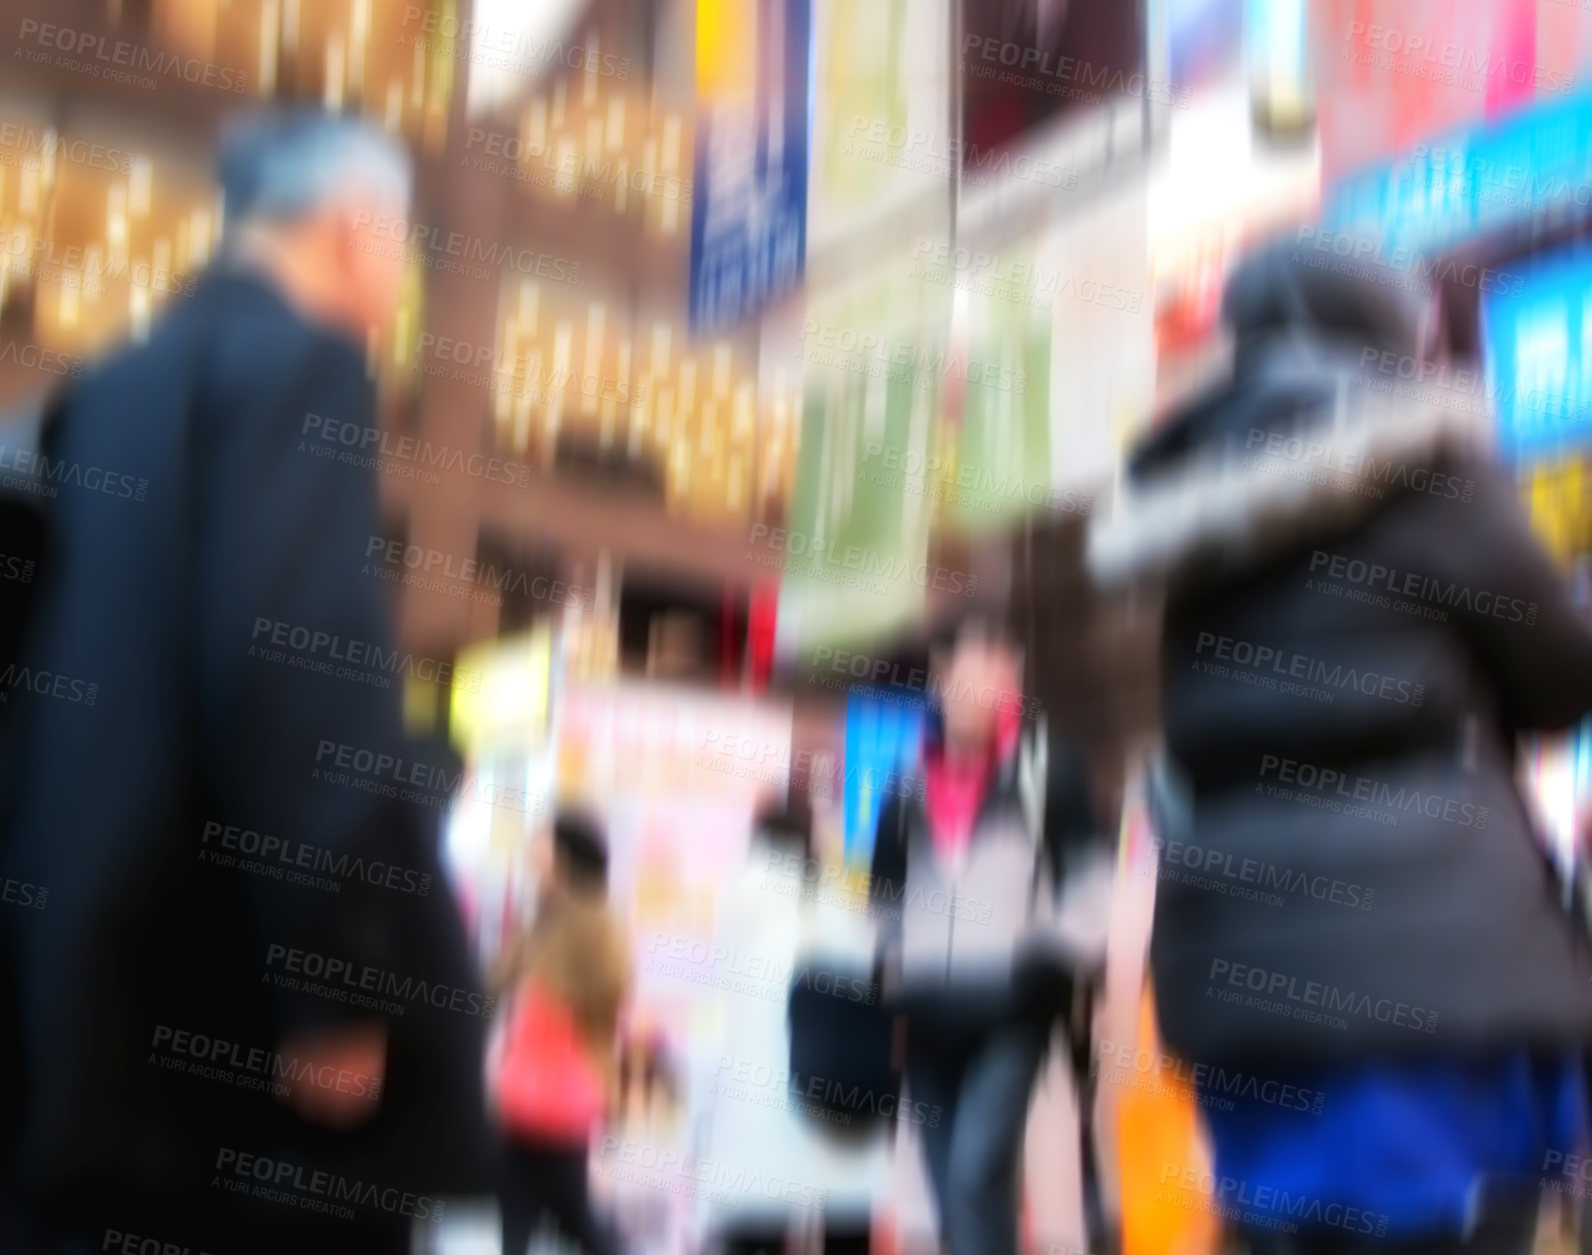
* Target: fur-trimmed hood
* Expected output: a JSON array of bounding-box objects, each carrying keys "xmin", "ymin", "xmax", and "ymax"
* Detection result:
[
  {"xmin": 1085, "ymin": 364, "xmax": 1496, "ymax": 592},
  {"xmin": 1083, "ymin": 234, "xmax": 1491, "ymax": 592}
]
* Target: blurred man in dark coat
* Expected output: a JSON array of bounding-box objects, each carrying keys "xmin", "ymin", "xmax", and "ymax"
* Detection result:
[{"xmin": 0, "ymin": 110, "xmax": 494, "ymax": 1253}]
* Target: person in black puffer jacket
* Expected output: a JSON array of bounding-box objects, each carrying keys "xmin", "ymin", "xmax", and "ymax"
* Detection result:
[{"xmin": 1089, "ymin": 238, "xmax": 1592, "ymax": 1255}]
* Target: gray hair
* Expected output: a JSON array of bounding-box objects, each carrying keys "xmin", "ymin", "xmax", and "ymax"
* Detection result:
[{"xmin": 217, "ymin": 109, "xmax": 410, "ymax": 231}]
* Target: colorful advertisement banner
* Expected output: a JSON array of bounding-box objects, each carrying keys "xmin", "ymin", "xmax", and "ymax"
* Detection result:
[
  {"xmin": 1482, "ymin": 242, "xmax": 1592, "ymax": 461},
  {"xmin": 449, "ymin": 625, "xmax": 554, "ymax": 755},
  {"xmin": 689, "ymin": 0, "xmax": 812, "ymax": 335},
  {"xmin": 805, "ymin": 0, "xmax": 950, "ymax": 262},
  {"xmin": 941, "ymin": 237, "xmax": 1055, "ymax": 534},
  {"xmin": 1312, "ymin": 0, "xmax": 1536, "ymax": 187},
  {"xmin": 961, "ymin": 0, "xmax": 1146, "ymax": 160},
  {"xmin": 557, "ymin": 681, "xmax": 793, "ymax": 805},
  {"xmin": 842, "ymin": 689, "xmax": 924, "ymax": 864},
  {"xmin": 773, "ymin": 254, "xmax": 952, "ymax": 654},
  {"xmin": 1324, "ymin": 81, "xmax": 1592, "ymax": 260}
]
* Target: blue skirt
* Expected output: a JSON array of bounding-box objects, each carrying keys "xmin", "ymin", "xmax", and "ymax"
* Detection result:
[{"xmin": 1196, "ymin": 1050, "xmax": 1588, "ymax": 1239}]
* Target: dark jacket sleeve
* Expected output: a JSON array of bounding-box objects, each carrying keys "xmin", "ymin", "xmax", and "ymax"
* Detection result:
[
  {"xmin": 1041, "ymin": 732, "xmax": 1111, "ymax": 890},
  {"xmin": 1022, "ymin": 729, "xmax": 1113, "ymax": 984},
  {"xmin": 192, "ymin": 329, "xmax": 476, "ymax": 1039},
  {"xmin": 1428, "ymin": 454, "xmax": 1592, "ymax": 732},
  {"xmin": 868, "ymin": 790, "xmax": 907, "ymax": 963}
]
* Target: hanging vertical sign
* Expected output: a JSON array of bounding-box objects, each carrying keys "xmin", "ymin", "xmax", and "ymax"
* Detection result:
[
  {"xmin": 1325, "ymin": 92, "xmax": 1592, "ymax": 262},
  {"xmin": 690, "ymin": 0, "xmax": 812, "ymax": 335},
  {"xmin": 1483, "ymin": 244, "xmax": 1592, "ymax": 461}
]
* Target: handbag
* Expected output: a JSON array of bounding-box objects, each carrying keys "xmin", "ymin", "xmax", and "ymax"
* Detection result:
[
  {"xmin": 1118, "ymin": 981, "xmax": 1222, "ymax": 1255},
  {"xmin": 787, "ymin": 879, "xmax": 900, "ymax": 1137},
  {"xmin": 491, "ymin": 980, "xmax": 608, "ymax": 1143}
]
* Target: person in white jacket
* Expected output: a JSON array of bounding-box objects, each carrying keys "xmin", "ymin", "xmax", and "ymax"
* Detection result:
[
  {"xmin": 697, "ymin": 807, "xmax": 893, "ymax": 1255},
  {"xmin": 868, "ymin": 613, "xmax": 1114, "ymax": 1255}
]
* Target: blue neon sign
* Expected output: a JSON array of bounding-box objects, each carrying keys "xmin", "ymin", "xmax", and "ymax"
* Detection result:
[
  {"xmin": 1483, "ymin": 243, "xmax": 1592, "ymax": 459},
  {"xmin": 1327, "ymin": 93, "xmax": 1592, "ymax": 259},
  {"xmin": 843, "ymin": 690, "xmax": 923, "ymax": 866}
]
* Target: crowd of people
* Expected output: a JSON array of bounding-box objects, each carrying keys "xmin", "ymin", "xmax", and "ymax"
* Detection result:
[{"xmin": 2, "ymin": 107, "xmax": 1592, "ymax": 1255}]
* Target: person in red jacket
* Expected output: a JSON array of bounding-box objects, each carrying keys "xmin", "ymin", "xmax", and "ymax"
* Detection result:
[{"xmin": 491, "ymin": 813, "xmax": 631, "ymax": 1255}]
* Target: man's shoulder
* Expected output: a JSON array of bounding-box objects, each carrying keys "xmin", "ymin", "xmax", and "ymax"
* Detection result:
[
  {"xmin": 74, "ymin": 297, "xmax": 206, "ymax": 402},
  {"xmin": 73, "ymin": 275, "xmax": 325, "ymax": 411},
  {"xmin": 202, "ymin": 277, "xmax": 361, "ymax": 397}
]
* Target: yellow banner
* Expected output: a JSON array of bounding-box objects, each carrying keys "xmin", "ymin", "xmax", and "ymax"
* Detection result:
[
  {"xmin": 449, "ymin": 625, "xmax": 553, "ymax": 755},
  {"xmin": 696, "ymin": 0, "xmax": 757, "ymax": 97}
]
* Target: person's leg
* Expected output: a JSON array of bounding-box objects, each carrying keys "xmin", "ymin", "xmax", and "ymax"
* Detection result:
[
  {"xmin": 1243, "ymin": 1206, "xmax": 1537, "ymax": 1255},
  {"xmin": 937, "ymin": 1020, "xmax": 1048, "ymax": 1255},
  {"xmin": 320, "ymin": 1215, "xmax": 412, "ymax": 1254},
  {"xmin": 719, "ymin": 1225, "xmax": 788, "ymax": 1255},
  {"xmin": 1461, "ymin": 1205, "xmax": 1537, "ymax": 1255},
  {"xmin": 820, "ymin": 1221, "xmax": 873, "ymax": 1254},
  {"xmin": 1073, "ymin": 1042, "xmax": 1116, "ymax": 1255},
  {"xmin": 902, "ymin": 1017, "xmax": 968, "ymax": 1230},
  {"xmin": 531, "ymin": 1140, "xmax": 623, "ymax": 1255},
  {"xmin": 499, "ymin": 1139, "xmax": 547, "ymax": 1255},
  {"xmin": 1243, "ymin": 1232, "xmax": 1304, "ymax": 1255}
]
